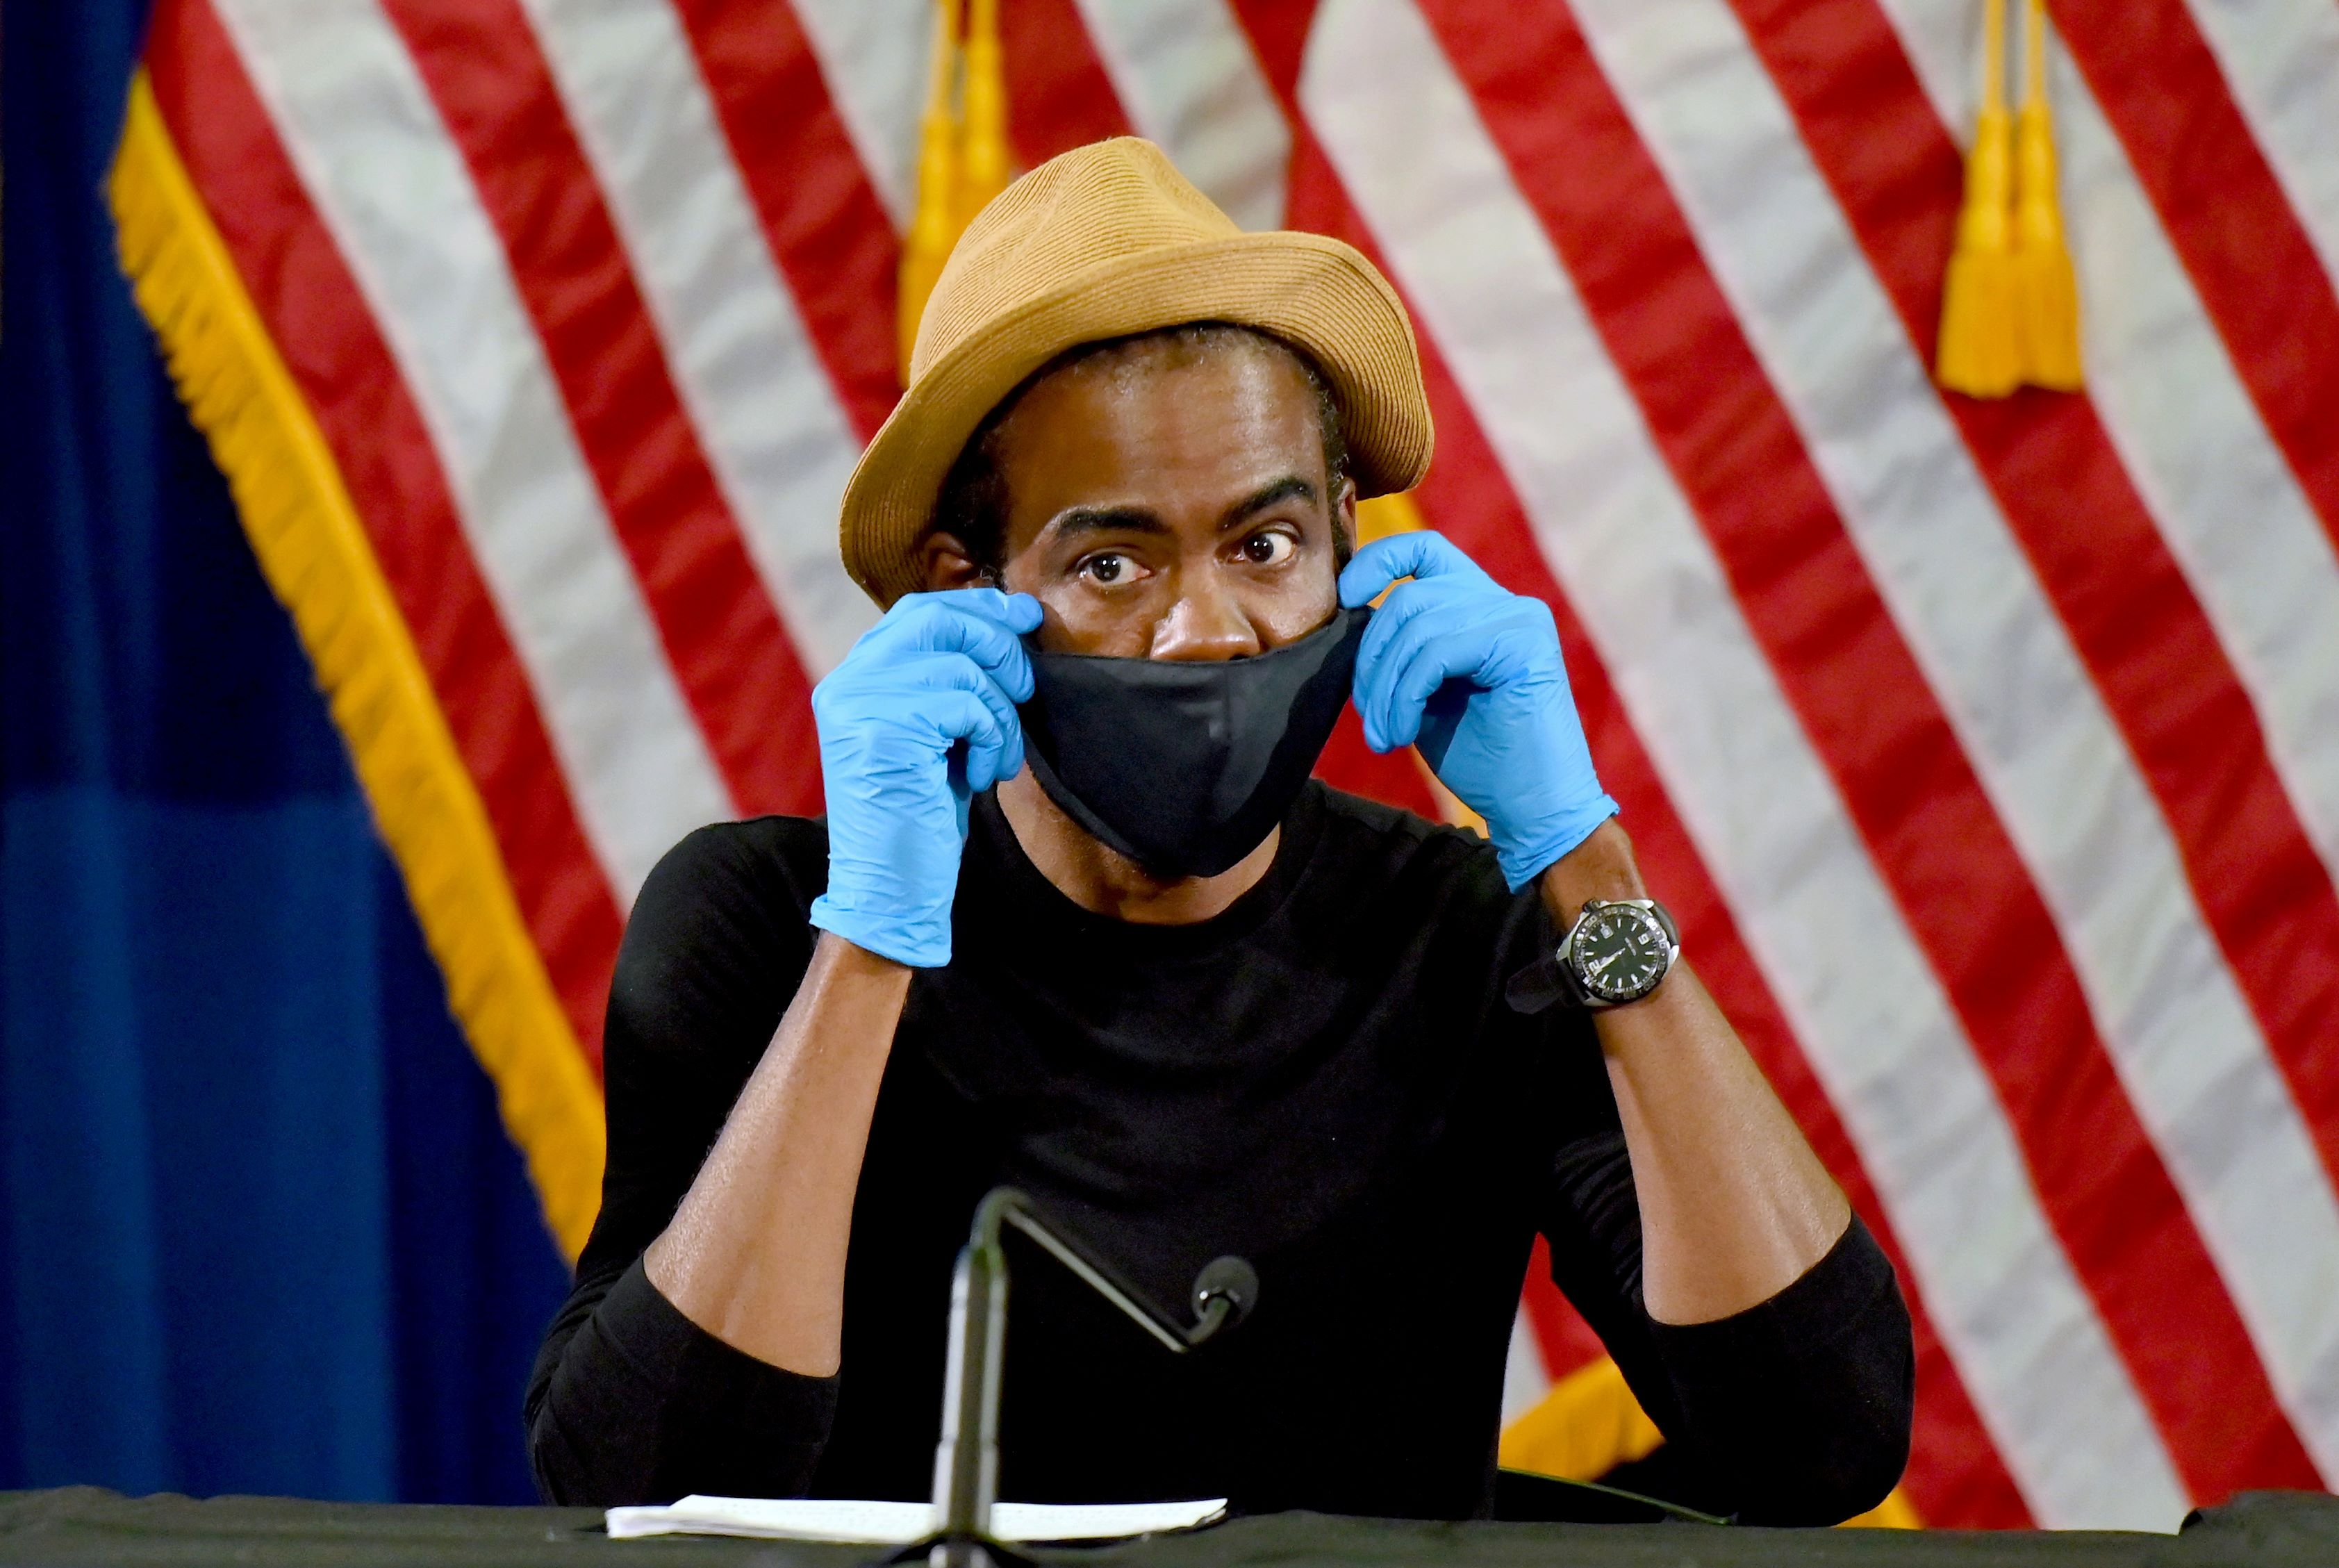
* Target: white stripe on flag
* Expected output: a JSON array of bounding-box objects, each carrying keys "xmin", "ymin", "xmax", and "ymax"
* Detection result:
[
  {"xmin": 1501, "ymin": 1310, "xmax": 1551, "ymax": 1429},
  {"xmin": 520, "ymin": 0, "xmax": 879, "ymax": 679},
  {"xmin": 2048, "ymin": 31, "xmax": 2339, "ymax": 885},
  {"xmin": 2178, "ymin": 0, "xmax": 2339, "ymax": 290},
  {"xmin": 1579, "ymin": 0, "xmax": 2339, "ymax": 1483},
  {"xmin": 210, "ymin": 0, "xmax": 732, "ymax": 900},
  {"xmin": 1883, "ymin": 0, "xmax": 2339, "ymax": 889},
  {"xmin": 789, "ymin": 0, "xmax": 929, "ymax": 229},
  {"xmin": 1070, "ymin": 0, "xmax": 1291, "ymax": 230},
  {"xmin": 1303, "ymin": 0, "xmax": 2188, "ymax": 1527}
]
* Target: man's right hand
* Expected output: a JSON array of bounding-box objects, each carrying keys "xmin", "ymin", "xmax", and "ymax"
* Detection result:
[{"xmin": 807, "ymin": 588, "xmax": 1042, "ymax": 968}]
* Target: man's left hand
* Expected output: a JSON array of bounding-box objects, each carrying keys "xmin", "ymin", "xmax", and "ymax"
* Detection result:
[{"xmin": 1341, "ymin": 531, "xmax": 1619, "ymax": 891}]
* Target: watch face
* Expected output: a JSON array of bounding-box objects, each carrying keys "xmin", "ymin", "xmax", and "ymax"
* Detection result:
[{"xmin": 1573, "ymin": 906, "xmax": 1672, "ymax": 1002}]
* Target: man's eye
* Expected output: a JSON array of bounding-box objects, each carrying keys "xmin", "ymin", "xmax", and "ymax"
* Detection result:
[
  {"xmin": 1242, "ymin": 531, "xmax": 1296, "ymax": 566},
  {"xmin": 1082, "ymin": 552, "xmax": 1130, "ymax": 584}
]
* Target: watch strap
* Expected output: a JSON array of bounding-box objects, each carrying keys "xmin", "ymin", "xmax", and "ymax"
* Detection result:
[{"xmin": 1503, "ymin": 950, "xmax": 1573, "ymax": 1016}]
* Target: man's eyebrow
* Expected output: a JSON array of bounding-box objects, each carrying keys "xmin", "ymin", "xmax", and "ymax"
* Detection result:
[
  {"xmin": 1219, "ymin": 475, "xmax": 1319, "ymax": 530},
  {"xmin": 1044, "ymin": 505, "xmax": 1172, "ymax": 541}
]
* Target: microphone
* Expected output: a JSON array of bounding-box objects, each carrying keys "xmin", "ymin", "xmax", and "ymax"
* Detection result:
[
  {"xmin": 1189, "ymin": 1254, "xmax": 1259, "ymax": 1342},
  {"xmin": 929, "ymin": 1187, "xmax": 1257, "ymax": 1568}
]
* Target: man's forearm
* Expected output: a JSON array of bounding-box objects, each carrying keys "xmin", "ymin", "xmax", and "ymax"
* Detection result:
[
  {"xmin": 644, "ymin": 932, "xmax": 911, "ymax": 1376},
  {"xmin": 1542, "ymin": 820, "xmax": 1849, "ymax": 1325}
]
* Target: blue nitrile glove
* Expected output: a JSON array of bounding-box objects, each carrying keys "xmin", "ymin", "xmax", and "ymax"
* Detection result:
[
  {"xmin": 1341, "ymin": 533, "xmax": 1618, "ymax": 891},
  {"xmin": 807, "ymin": 588, "xmax": 1042, "ymax": 967}
]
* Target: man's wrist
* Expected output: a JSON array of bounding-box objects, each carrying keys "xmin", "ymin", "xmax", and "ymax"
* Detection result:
[
  {"xmin": 1539, "ymin": 816, "xmax": 1646, "ymax": 927},
  {"xmin": 809, "ymin": 926, "xmax": 918, "ymax": 979},
  {"xmin": 807, "ymin": 892, "xmax": 950, "ymax": 970}
]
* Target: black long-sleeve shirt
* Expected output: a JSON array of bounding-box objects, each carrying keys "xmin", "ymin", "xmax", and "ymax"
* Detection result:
[{"xmin": 527, "ymin": 784, "xmax": 1912, "ymax": 1523}]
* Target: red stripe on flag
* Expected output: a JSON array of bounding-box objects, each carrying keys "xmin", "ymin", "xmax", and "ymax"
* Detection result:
[
  {"xmin": 676, "ymin": 0, "xmax": 901, "ymax": 444},
  {"xmin": 1732, "ymin": 0, "xmax": 2339, "ymax": 1285},
  {"xmin": 1253, "ymin": 86, "xmax": 2031, "ymax": 1516},
  {"xmin": 146, "ymin": 0, "xmax": 625, "ymax": 1071},
  {"xmin": 1434, "ymin": 0, "xmax": 2319, "ymax": 1504},
  {"xmin": 1415, "ymin": 279, "xmax": 2033, "ymax": 1531},
  {"xmin": 1416, "ymin": 241, "xmax": 2031, "ymax": 1528},
  {"xmin": 1314, "ymin": 705, "xmax": 1447, "ymax": 818},
  {"xmin": 1521, "ymin": 1236, "xmax": 1611, "ymax": 1382},
  {"xmin": 377, "ymin": 0, "xmax": 822, "ymax": 818},
  {"xmin": 1000, "ymin": 0, "xmax": 1134, "ymax": 162},
  {"xmin": 1403, "ymin": 236, "xmax": 2049, "ymax": 1535},
  {"xmin": 2052, "ymin": 0, "xmax": 2339, "ymax": 559},
  {"xmin": 1239, "ymin": 1, "xmax": 2027, "ymax": 1512}
]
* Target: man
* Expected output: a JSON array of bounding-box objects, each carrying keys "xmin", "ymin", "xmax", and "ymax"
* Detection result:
[{"xmin": 527, "ymin": 138, "xmax": 1912, "ymax": 1523}]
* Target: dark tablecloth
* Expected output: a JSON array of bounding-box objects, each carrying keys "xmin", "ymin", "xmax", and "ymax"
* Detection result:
[{"xmin": 3, "ymin": 1488, "xmax": 2334, "ymax": 1568}]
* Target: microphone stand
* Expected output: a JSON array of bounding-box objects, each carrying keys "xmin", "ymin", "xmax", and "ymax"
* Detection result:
[{"xmin": 928, "ymin": 1187, "xmax": 1257, "ymax": 1568}]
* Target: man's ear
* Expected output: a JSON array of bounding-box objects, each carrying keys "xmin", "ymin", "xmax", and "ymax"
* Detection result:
[
  {"xmin": 1332, "ymin": 477, "xmax": 1359, "ymax": 561},
  {"xmin": 919, "ymin": 530, "xmax": 994, "ymax": 591}
]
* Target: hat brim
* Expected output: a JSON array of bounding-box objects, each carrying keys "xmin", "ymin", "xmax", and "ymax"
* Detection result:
[{"xmin": 840, "ymin": 231, "xmax": 1434, "ymax": 606}]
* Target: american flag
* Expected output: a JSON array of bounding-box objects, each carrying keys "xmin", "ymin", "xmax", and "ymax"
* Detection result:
[{"xmin": 115, "ymin": 0, "xmax": 2339, "ymax": 1530}]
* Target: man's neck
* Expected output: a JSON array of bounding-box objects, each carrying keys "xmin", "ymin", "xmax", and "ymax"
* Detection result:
[{"xmin": 994, "ymin": 770, "xmax": 1279, "ymax": 925}]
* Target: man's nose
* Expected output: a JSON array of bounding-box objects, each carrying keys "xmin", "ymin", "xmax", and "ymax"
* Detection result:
[{"xmin": 1148, "ymin": 572, "xmax": 1262, "ymax": 661}]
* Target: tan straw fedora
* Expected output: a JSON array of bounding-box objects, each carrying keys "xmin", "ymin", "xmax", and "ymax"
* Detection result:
[{"xmin": 839, "ymin": 137, "xmax": 1434, "ymax": 606}]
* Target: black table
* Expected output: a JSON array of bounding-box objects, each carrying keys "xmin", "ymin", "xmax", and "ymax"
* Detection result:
[{"xmin": 3, "ymin": 1488, "xmax": 2335, "ymax": 1568}]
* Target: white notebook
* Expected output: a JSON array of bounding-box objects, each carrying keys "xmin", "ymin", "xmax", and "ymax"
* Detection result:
[{"xmin": 605, "ymin": 1495, "xmax": 1228, "ymax": 1544}]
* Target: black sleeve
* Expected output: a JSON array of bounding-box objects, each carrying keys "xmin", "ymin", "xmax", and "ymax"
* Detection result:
[
  {"xmin": 524, "ymin": 818, "xmax": 841, "ymax": 1505},
  {"xmin": 1538, "ymin": 1127, "xmax": 1915, "ymax": 1524}
]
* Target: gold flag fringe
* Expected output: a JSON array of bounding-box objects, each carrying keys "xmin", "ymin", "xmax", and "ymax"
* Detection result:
[
  {"xmin": 1937, "ymin": 0, "xmax": 2083, "ymax": 397},
  {"xmin": 1498, "ymin": 1354, "xmax": 1667, "ymax": 1485},
  {"xmin": 958, "ymin": 0, "xmax": 1011, "ymax": 227},
  {"xmin": 1498, "ymin": 1353, "xmax": 1921, "ymax": 1528},
  {"xmin": 900, "ymin": 0, "xmax": 966, "ymax": 381},
  {"xmin": 108, "ymin": 72, "xmax": 606, "ymax": 1261},
  {"xmin": 2012, "ymin": 0, "xmax": 2082, "ymax": 389},
  {"xmin": 900, "ymin": 0, "xmax": 1012, "ymax": 381},
  {"xmin": 1936, "ymin": 0, "xmax": 2024, "ymax": 395}
]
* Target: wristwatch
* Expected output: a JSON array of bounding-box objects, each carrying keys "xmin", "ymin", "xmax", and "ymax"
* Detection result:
[{"xmin": 1505, "ymin": 898, "xmax": 1681, "ymax": 1014}]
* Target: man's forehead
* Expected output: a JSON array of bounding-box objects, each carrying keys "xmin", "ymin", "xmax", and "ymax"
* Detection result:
[
  {"xmin": 1009, "ymin": 338, "xmax": 1317, "ymax": 441},
  {"xmin": 1064, "ymin": 321, "xmax": 1300, "ymax": 376},
  {"xmin": 1001, "ymin": 352, "xmax": 1325, "ymax": 491},
  {"xmin": 1007, "ymin": 322, "xmax": 1312, "ymax": 412}
]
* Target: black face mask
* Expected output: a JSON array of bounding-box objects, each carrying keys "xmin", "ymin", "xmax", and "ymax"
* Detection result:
[{"xmin": 1017, "ymin": 606, "xmax": 1371, "ymax": 880}]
